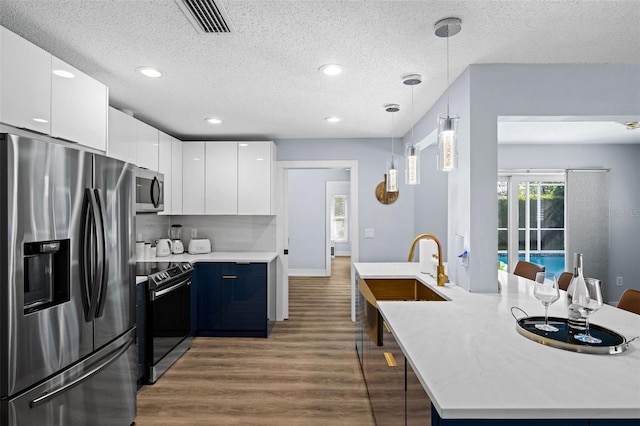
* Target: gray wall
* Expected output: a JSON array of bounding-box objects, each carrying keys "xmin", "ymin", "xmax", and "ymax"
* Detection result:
[
  {"xmin": 275, "ymin": 138, "xmax": 415, "ymax": 262},
  {"xmin": 406, "ymin": 64, "xmax": 640, "ymax": 292},
  {"xmin": 499, "ymin": 143, "xmax": 640, "ymax": 301},
  {"xmin": 288, "ymin": 169, "xmax": 349, "ymax": 273}
]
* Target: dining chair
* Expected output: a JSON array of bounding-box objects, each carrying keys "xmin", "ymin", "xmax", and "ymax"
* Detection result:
[
  {"xmin": 617, "ymin": 288, "xmax": 640, "ymax": 315},
  {"xmin": 513, "ymin": 261, "xmax": 545, "ymax": 281},
  {"xmin": 558, "ymin": 272, "xmax": 574, "ymax": 291}
]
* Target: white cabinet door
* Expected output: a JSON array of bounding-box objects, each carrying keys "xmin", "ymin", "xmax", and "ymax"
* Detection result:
[
  {"xmin": 205, "ymin": 142, "xmax": 238, "ymax": 215},
  {"xmin": 51, "ymin": 57, "xmax": 108, "ymax": 151},
  {"xmin": 0, "ymin": 26, "xmax": 51, "ymax": 134},
  {"xmin": 158, "ymin": 131, "xmax": 172, "ymax": 215},
  {"xmin": 107, "ymin": 107, "xmax": 137, "ymax": 163},
  {"xmin": 135, "ymin": 120, "xmax": 159, "ymax": 170},
  {"xmin": 238, "ymin": 142, "xmax": 274, "ymax": 215},
  {"xmin": 171, "ymin": 138, "xmax": 183, "ymax": 214},
  {"xmin": 182, "ymin": 142, "xmax": 205, "ymax": 215}
]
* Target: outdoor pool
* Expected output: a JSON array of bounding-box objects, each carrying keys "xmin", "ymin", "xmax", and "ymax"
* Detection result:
[{"xmin": 498, "ymin": 253, "xmax": 565, "ymax": 277}]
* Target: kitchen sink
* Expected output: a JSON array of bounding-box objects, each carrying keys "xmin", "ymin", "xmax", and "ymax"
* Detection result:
[{"xmin": 358, "ymin": 278, "xmax": 447, "ymax": 346}]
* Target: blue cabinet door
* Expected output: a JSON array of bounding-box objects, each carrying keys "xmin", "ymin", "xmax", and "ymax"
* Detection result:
[
  {"xmin": 192, "ymin": 262, "xmax": 268, "ymax": 337},
  {"xmin": 220, "ymin": 263, "xmax": 267, "ymax": 334},
  {"xmin": 192, "ymin": 263, "xmax": 222, "ymax": 333}
]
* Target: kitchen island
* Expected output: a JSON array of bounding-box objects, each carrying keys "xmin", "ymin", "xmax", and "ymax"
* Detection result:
[{"xmin": 354, "ymin": 262, "xmax": 640, "ymax": 425}]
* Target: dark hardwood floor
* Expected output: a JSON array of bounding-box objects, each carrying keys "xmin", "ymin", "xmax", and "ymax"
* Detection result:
[{"xmin": 135, "ymin": 257, "xmax": 375, "ymax": 425}]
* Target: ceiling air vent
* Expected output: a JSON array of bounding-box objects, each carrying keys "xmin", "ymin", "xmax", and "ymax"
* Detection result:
[{"xmin": 176, "ymin": 0, "xmax": 234, "ymax": 34}]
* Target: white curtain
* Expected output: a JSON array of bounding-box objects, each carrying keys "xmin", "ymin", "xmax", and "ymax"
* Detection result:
[{"xmin": 565, "ymin": 169, "xmax": 610, "ymax": 298}]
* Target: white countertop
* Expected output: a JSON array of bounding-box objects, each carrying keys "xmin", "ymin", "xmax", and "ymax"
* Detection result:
[
  {"xmin": 354, "ymin": 262, "xmax": 640, "ymax": 420},
  {"xmin": 137, "ymin": 251, "xmax": 278, "ymax": 263}
]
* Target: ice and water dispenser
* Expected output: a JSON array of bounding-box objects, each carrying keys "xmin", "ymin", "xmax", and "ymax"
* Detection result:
[{"xmin": 23, "ymin": 239, "xmax": 70, "ymax": 314}]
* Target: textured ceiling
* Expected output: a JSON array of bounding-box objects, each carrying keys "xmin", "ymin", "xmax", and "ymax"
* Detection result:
[{"xmin": 1, "ymin": 0, "xmax": 639, "ymax": 141}]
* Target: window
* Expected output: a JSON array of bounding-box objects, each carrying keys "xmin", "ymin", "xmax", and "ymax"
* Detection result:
[
  {"xmin": 331, "ymin": 194, "xmax": 348, "ymax": 242},
  {"xmin": 498, "ymin": 173, "xmax": 565, "ymax": 276}
]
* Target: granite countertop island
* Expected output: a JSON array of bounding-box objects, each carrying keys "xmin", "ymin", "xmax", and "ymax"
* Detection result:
[{"xmin": 354, "ymin": 262, "xmax": 640, "ymax": 422}]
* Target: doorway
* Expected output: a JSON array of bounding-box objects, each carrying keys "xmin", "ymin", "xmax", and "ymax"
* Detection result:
[{"xmin": 275, "ymin": 160, "xmax": 359, "ymax": 321}]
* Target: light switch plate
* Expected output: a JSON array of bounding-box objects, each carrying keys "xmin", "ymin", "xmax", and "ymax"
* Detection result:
[{"xmin": 364, "ymin": 228, "xmax": 375, "ymax": 239}]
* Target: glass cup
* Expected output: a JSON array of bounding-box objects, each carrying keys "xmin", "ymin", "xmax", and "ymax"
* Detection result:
[{"xmin": 533, "ymin": 272, "xmax": 560, "ymax": 332}]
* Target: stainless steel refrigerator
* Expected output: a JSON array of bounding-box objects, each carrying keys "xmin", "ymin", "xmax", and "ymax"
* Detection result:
[{"xmin": 0, "ymin": 133, "xmax": 136, "ymax": 425}]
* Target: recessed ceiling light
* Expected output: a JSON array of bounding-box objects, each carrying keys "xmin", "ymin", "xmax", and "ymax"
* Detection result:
[
  {"xmin": 318, "ymin": 64, "xmax": 344, "ymax": 76},
  {"xmin": 33, "ymin": 118, "xmax": 49, "ymax": 123},
  {"xmin": 52, "ymin": 69, "xmax": 75, "ymax": 79},
  {"xmin": 206, "ymin": 117, "xmax": 222, "ymax": 124},
  {"xmin": 239, "ymin": 143, "xmax": 249, "ymax": 147},
  {"xmin": 136, "ymin": 67, "xmax": 163, "ymax": 78},
  {"xmin": 325, "ymin": 116, "xmax": 341, "ymax": 123}
]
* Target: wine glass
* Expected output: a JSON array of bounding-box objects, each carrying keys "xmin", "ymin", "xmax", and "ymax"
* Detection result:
[
  {"xmin": 533, "ymin": 272, "xmax": 560, "ymax": 332},
  {"xmin": 574, "ymin": 279, "xmax": 604, "ymax": 344}
]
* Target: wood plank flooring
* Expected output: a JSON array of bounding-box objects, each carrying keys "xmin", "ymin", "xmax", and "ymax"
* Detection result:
[{"xmin": 135, "ymin": 257, "xmax": 375, "ymax": 425}]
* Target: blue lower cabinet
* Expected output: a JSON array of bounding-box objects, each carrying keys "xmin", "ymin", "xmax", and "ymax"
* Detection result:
[{"xmin": 192, "ymin": 262, "xmax": 268, "ymax": 338}]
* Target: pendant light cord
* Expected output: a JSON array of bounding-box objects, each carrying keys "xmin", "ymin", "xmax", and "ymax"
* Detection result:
[
  {"xmin": 446, "ymin": 25, "xmax": 450, "ymax": 117},
  {"xmin": 411, "ymin": 85, "xmax": 415, "ymax": 144},
  {"xmin": 391, "ymin": 111, "xmax": 395, "ymax": 162}
]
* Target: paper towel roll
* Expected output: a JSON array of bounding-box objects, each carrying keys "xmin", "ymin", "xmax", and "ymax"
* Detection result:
[
  {"xmin": 419, "ymin": 240, "xmax": 431, "ymax": 274},
  {"xmin": 135, "ymin": 242, "xmax": 145, "ymax": 261}
]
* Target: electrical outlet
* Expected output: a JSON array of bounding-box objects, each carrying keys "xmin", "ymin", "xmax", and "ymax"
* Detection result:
[
  {"xmin": 191, "ymin": 228, "xmax": 198, "ymax": 238},
  {"xmin": 616, "ymin": 276, "xmax": 623, "ymax": 287},
  {"xmin": 364, "ymin": 228, "xmax": 375, "ymax": 239}
]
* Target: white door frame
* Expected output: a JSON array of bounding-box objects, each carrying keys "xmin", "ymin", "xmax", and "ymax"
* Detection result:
[{"xmin": 276, "ymin": 160, "xmax": 359, "ymax": 320}]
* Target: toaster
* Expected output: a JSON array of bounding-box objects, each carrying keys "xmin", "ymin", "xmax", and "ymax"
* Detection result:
[{"xmin": 188, "ymin": 238, "xmax": 211, "ymax": 254}]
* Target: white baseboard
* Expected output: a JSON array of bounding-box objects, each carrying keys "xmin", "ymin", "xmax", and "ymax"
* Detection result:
[
  {"xmin": 289, "ymin": 268, "xmax": 329, "ymax": 277},
  {"xmin": 335, "ymin": 251, "xmax": 351, "ymax": 257}
]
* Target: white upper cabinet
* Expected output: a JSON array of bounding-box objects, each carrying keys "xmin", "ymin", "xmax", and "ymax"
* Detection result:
[
  {"xmin": 182, "ymin": 142, "xmax": 205, "ymax": 215},
  {"xmin": 51, "ymin": 56, "xmax": 108, "ymax": 151},
  {"xmin": 238, "ymin": 142, "xmax": 275, "ymax": 215},
  {"xmin": 135, "ymin": 120, "xmax": 159, "ymax": 170},
  {"xmin": 205, "ymin": 142, "xmax": 238, "ymax": 215},
  {"xmin": 158, "ymin": 132, "xmax": 182, "ymax": 215},
  {"xmin": 0, "ymin": 26, "xmax": 51, "ymax": 134},
  {"xmin": 179, "ymin": 141, "xmax": 274, "ymax": 216},
  {"xmin": 107, "ymin": 107, "xmax": 137, "ymax": 163},
  {"xmin": 170, "ymin": 137, "xmax": 183, "ymax": 215}
]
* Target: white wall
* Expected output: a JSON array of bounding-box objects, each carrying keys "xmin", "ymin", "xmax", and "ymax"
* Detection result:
[
  {"xmin": 499, "ymin": 143, "xmax": 640, "ymax": 301},
  {"xmin": 275, "ymin": 138, "xmax": 415, "ymax": 262},
  {"xmin": 288, "ymin": 169, "xmax": 349, "ymax": 275}
]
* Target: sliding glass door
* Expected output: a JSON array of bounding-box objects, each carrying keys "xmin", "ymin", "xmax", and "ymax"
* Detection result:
[{"xmin": 498, "ymin": 173, "xmax": 566, "ymax": 276}]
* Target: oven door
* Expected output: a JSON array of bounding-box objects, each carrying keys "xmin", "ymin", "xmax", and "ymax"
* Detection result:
[
  {"xmin": 147, "ymin": 276, "xmax": 191, "ymax": 383},
  {"xmin": 135, "ymin": 168, "xmax": 164, "ymax": 213}
]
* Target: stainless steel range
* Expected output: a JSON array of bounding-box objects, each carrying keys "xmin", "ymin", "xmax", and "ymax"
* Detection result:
[{"xmin": 136, "ymin": 261, "xmax": 193, "ymax": 384}]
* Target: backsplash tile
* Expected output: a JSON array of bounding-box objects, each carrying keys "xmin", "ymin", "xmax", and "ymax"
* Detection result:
[{"xmin": 135, "ymin": 214, "xmax": 276, "ymax": 252}]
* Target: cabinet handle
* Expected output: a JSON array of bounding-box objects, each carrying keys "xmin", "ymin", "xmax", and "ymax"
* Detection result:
[
  {"xmin": 222, "ymin": 275, "xmax": 237, "ymax": 279},
  {"xmin": 383, "ymin": 352, "xmax": 397, "ymax": 367}
]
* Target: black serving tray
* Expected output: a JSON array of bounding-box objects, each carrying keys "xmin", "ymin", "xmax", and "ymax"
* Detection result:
[{"xmin": 515, "ymin": 316, "xmax": 631, "ymax": 355}]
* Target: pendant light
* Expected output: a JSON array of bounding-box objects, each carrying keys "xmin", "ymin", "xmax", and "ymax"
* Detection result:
[
  {"xmin": 403, "ymin": 74, "xmax": 422, "ymax": 185},
  {"xmin": 435, "ymin": 17, "xmax": 462, "ymax": 172},
  {"xmin": 385, "ymin": 104, "xmax": 400, "ymax": 193}
]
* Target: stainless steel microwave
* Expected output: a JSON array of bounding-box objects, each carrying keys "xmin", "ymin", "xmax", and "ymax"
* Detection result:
[{"xmin": 136, "ymin": 168, "xmax": 164, "ymax": 213}]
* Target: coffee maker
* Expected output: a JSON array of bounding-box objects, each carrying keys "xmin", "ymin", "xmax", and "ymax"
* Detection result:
[{"xmin": 168, "ymin": 225, "xmax": 184, "ymax": 254}]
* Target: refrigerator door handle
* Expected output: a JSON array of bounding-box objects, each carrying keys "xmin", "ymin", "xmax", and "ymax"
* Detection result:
[
  {"xmin": 93, "ymin": 188, "xmax": 109, "ymax": 318},
  {"xmin": 87, "ymin": 188, "xmax": 103, "ymax": 321},
  {"xmin": 151, "ymin": 176, "xmax": 160, "ymax": 208},
  {"xmin": 81, "ymin": 188, "xmax": 98, "ymax": 321},
  {"xmin": 29, "ymin": 337, "xmax": 134, "ymax": 408}
]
